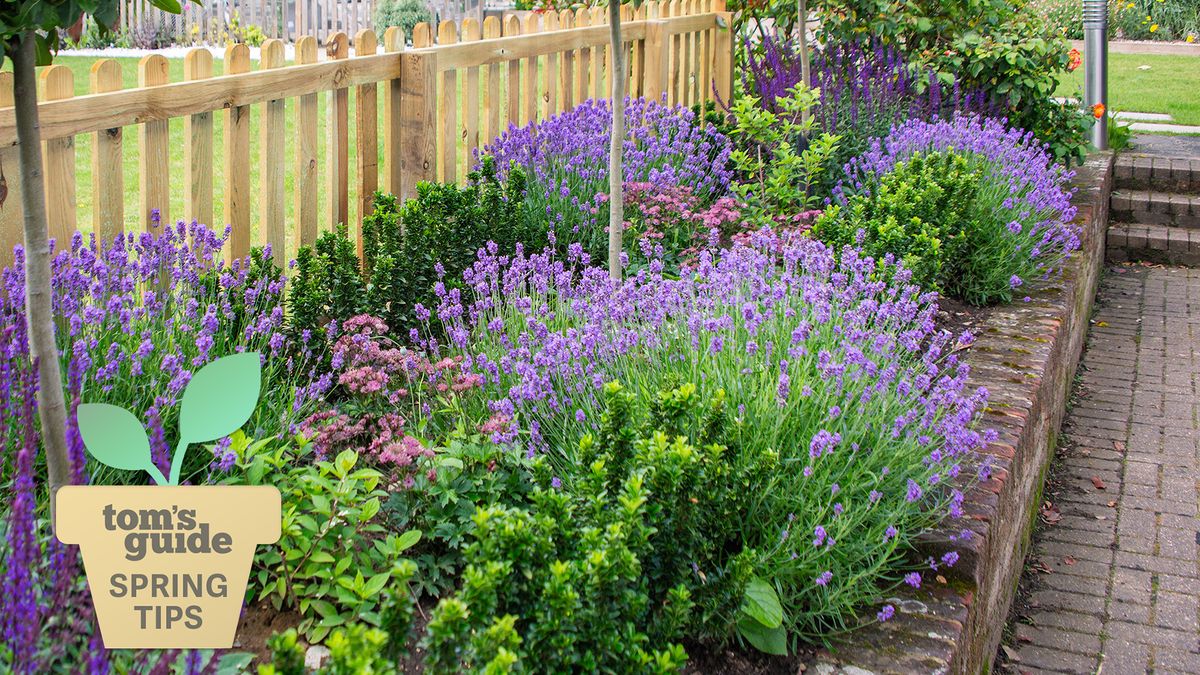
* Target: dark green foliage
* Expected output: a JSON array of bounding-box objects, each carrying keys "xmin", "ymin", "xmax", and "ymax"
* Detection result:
[
  {"xmin": 421, "ymin": 382, "xmax": 772, "ymax": 672},
  {"xmin": 289, "ymin": 157, "xmax": 539, "ymax": 339},
  {"xmin": 260, "ymin": 624, "xmax": 396, "ymax": 674},
  {"xmin": 289, "ymin": 222, "xmax": 367, "ymax": 338},
  {"xmin": 385, "ymin": 434, "xmax": 535, "ymax": 597},
  {"xmin": 813, "ymin": 152, "xmax": 983, "ymax": 294},
  {"xmin": 372, "ymin": 0, "xmax": 432, "ymax": 43}
]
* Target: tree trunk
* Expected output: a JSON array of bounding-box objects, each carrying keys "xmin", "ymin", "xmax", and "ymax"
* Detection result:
[
  {"xmin": 797, "ymin": 0, "xmax": 810, "ymax": 123},
  {"xmin": 11, "ymin": 34, "xmax": 73, "ymax": 521},
  {"xmin": 607, "ymin": 0, "xmax": 625, "ymax": 281}
]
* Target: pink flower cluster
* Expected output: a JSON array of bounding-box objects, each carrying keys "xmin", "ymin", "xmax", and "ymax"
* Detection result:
[
  {"xmin": 301, "ymin": 315, "xmax": 484, "ymax": 480},
  {"xmin": 620, "ymin": 182, "xmax": 745, "ymax": 264}
]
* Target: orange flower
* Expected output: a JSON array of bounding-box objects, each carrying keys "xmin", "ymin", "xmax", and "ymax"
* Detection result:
[
  {"xmin": 1067, "ymin": 48, "xmax": 1082, "ymax": 72},
  {"xmin": 1092, "ymin": 103, "xmax": 1106, "ymax": 119}
]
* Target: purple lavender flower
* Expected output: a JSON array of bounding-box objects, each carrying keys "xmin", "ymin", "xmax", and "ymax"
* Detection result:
[{"xmin": 877, "ymin": 604, "xmax": 895, "ymax": 622}]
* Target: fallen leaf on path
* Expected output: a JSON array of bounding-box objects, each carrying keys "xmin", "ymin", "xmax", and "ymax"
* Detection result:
[
  {"xmin": 1002, "ymin": 645, "xmax": 1021, "ymax": 662},
  {"xmin": 936, "ymin": 575, "xmax": 947, "ymax": 585},
  {"xmin": 1063, "ymin": 556, "xmax": 1077, "ymax": 566},
  {"xmin": 1107, "ymin": 500, "xmax": 1118, "ymax": 507},
  {"xmin": 1114, "ymin": 441, "xmax": 1125, "ymax": 452},
  {"xmin": 1091, "ymin": 476, "xmax": 1107, "ymax": 490}
]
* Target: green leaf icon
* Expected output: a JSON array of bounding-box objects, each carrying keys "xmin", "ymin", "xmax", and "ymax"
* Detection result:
[
  {"xmin": 179, "ymin": 352, "xmax": 263, "ymax": 444},
  {"xmin": 77, "ymin": 403, "xmax": 166, "ymax": 485},
  {"xmin": 168, "ymin": 352, "xmax": 263, "ymax": 484}
]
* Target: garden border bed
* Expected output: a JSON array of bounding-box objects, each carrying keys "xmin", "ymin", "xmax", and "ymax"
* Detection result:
[{"xmin": 804, "ymin": 151, "xmax": 1115, "ymax": 674}]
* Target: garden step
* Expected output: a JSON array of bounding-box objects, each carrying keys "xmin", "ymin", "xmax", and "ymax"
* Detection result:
[
  {"xmin": 1106, "ymin": 223, "xmax": 1200, "ymax": 267},
  {"xmin": 1113, "ymin": 154, "xmax": 1200, "ymax": 193},
  {"xmin": 1109, "ymin": 189, "xmax": 1200, "ymax": 228}
]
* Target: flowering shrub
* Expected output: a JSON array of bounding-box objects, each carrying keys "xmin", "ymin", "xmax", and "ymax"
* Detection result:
[
  {"xmin": 832, "ymin": 114, "xmax": 1079, "ymax": 305},
  {"xmin": 481, "ymin": 97, "xmax": 732, "ymax": 259},
  {"xmin": 420, "ymin": 231, "xmax": 991, "ymax": 634},
  {"xmin": 0, "ymin": 217, "xmax": 327, "ymax": 485},
  {"xmin": 622, "ymin": 182, "xmax": 742, "ymax": 271},
  {"xmin": 0, "ymin": 220, "xmax": 309, "ymax": 671},
  {"xmin": 299, "ymin": 315, "xmax": 483, "ymax": 481}
]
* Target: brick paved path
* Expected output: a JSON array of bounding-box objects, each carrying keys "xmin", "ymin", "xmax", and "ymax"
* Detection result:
[{"xmin": 1003, "ymin": 266, "xmax": 1200, "ymax": 674}]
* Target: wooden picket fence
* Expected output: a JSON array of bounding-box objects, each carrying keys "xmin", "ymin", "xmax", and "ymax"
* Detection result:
[{"xmin": 0, "ymin": 0, "xmax": 732, "ymax": 272}]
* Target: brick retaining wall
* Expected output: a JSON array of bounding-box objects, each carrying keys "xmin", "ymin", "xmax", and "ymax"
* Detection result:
[{"xmin": 804, "ymin": 152, "xmax": 1115, "ymax": 674}]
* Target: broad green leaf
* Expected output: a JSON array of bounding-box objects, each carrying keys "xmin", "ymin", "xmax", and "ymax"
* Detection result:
[
  {"xmin": 363, "ymin": 572, "xmax": 390, "ymax": 597},
  {"xmin": 310, "ymin": 599, "xmax": 338, "ymax": 618},
  {"xmin": 737, "ymin": 618, "xmax": 788, "ymax": 655},
  {"xmin": 179, "ymin": 352, "xmax": 262, "ymax": 444},
  {"xmin": 213, "ymin": 653, "xmax": 255, "ymax": 675},
  {"xmin": 76, "ymin": 403, "xmax": 160, "ymax": 481},
  {"xmin": 741, "ymin": 577, "xmax": 783, "ymax": 628},
  {"xmin": 395, "ymin": 529, "xmax": 422, "ymax": 552},
  {"xmin": 148, "ymin": 0, "xmax": 183, "ymax": 12}
]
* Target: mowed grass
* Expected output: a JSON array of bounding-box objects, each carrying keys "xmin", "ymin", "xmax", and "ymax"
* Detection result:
[
  {"xmin": 8, "ymin": 52, "xmax": 557, "ymax": 254},
  {"xmin": 1056, "ymin": 52, "xmax": 1200, "ymax": 127}
]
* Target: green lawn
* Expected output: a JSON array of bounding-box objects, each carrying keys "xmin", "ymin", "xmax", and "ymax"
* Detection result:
[{"xmin": 1057, "ymin": 52, "xmax": 1200, "ymax": 127}]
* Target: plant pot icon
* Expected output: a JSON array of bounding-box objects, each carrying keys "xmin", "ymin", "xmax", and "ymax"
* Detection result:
[
  {"xmin": 57, "ymin": 352, "xmax": 281, "ymax": 648},
  {"xmin": 56, "ymin": 485, "xmax": 280, "ymax": 648}
]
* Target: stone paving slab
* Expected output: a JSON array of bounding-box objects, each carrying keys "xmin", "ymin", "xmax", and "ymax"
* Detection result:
[{"xmin": 1001, "ymin": 265, "xmax": 1200, "ymax": 674}]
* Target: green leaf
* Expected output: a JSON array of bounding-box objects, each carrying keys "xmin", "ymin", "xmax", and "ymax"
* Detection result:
[
  {"xmin": 737, "ymin": 618, "xmax": 788, "ymax": 655},
  {"xmin": 76, "ymin": 403, "xmax": 163, "ymax": 483},
  {"xmin": 310, "ymin": 599, "xmax": 338, "ymax": 618},
  {"xmin": 148, "ymin": 0, "xmax": 184, "ymax": 12},
  {"xmin": 741, "ymin": 577, "xmax": 783, "ymax": 628},
  {"xmin": 363, "ymin": 572, "xmax": 390, "ymax": 597},
  {"xmin": 395, "ymin": 529, "xmax": 422, "ymax": 552},
  {"xmin": 179, "ymin": 352, "xmax": 262, "ymax": 444}
]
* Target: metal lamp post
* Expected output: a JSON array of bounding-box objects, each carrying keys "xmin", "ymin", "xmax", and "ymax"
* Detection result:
[{"xmin": 1083, "ymin": 0, "xmax": 1108, "ymax": 149}]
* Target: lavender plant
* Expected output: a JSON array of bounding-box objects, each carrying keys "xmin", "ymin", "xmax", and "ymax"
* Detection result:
[
  {"xmin": 0, "ymin": 216, "xmax": 330, "ymax": 486},
  {"xmin": 833, "ymin": 114, "xmax": 1080, "ymax": 305},
  {"xmin": 480, "ymin": 97, "xmax": 732, "ymax": 260},
  {"xmin": 418, "ymin": 232, "xmax": 992, "ymax": 636}
]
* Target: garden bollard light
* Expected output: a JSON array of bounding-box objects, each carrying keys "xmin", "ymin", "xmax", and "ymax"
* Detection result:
[{"xmin": 1083, "ymin": 0, "xmax": 1108, "ymax": 149}]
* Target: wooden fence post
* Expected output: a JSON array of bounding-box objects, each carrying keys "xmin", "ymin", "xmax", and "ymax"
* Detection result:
[
  {"xmin": 41, "ymin": 65, "xmax": 75, "ymax": 247},
  {"xmin": 522, "ymin": 13, "xmax": 539, "ymax": 126},
  {"xmin": 295, "ymin": 36, "xmax": 320, "ymax": 249},
  {"xmin": 183, "ymin": 49, "xmax": 213, "ymax": 232},
  {"xmin": 224, "ymin": 44, "xmax": 252, "ymax": 259},
  {"xmin": 138, "ymin": 55, "xmax": 170, "ymax": 236},
  {"xmin": 542, "ymin": 11, "xmax": 559, "ymax": 119},
  {"xmin": 90, "ymin": 60, "xmax": 125, "ymax": 241},
  {"xmin": 382, "ymin": 26, "xmax": 405, "ymax": 197},
  {"xmin": 259, "ymin": 39, "xmax": 287, "ymax": 264},
  {"xmin": 399, "ymin": 50, "xmax": 438, "ymax": 200},
  {"xmin": 355, "ymin": 28, "xmax": 379, "ymax": 248},
  {"xmin": 0, "ymin": 73, "xmax": 22, "ymax": 273},
  {"xmin": 327, "ymin": 32, "xmax": 350, "ymax": 229}
]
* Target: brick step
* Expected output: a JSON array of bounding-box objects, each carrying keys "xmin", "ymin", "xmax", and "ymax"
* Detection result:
[
  {"xmin": 1109, "ymin": 189, "xmax": 1200, "ymax": 228},
  {"xmin": 1114, "ymin": 154, "xmax": 1200, "ymax": 193},
  {"xmin": 1107, "ymin": 223, "xmax": 1200, "ymax": 267}
]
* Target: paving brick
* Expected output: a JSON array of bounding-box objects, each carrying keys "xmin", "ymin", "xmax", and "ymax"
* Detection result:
[{"xmin": 1008, "ymin": 267, "xmax": 1200, "ymax": 672}]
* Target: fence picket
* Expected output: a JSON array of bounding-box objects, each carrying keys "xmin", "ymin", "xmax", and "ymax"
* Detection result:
[
  {"xmin": 399, "ymin": 50, "xmax": 438, "ymax": 200},
  {"xmin": 138, "ymin": 55, "xmax": 170, "ymax": 236},
  {"xmin": 41, "ymin": 66, "xmax": 75, "ymax": 245},
  {"xmin": 503, "ymin": 16, "xmax": 521, "ymax": 129},
  {"xmin": 542, "ymin": 12, "xmax": 559, "ymax": 118},
  {"xmin": 462, "ymin": 19, "xmax": 481, "ymax": 167},
  {"xmin": 260, "ymin": 39, "xmax": 288, "ymax": 263},
  {"xmin": 522, "ymin": 13, "xmax": 539, "ymax": 126},
  {"xmin": 383, "ymin": 26, "xmax": 405, "ymax": 197},
  {"xmin": 183, "ymin": 49, "xmax": 213, "ymax": 232},
  {"xmin": 483, "ymin": 17, "xmax": 502, "ymax": 145},
  {"xmin": 327, "ymin": 32, "xmax": 350, "ymax": 230},
  {"xmin": 295, "ymin": 36, "xmax": 320, "ymax": 248},
  {"xmin": 0, "ymin": 73, "xmax": 22, "ymax": 272},
  {"xmin": 224, "ymin": 44, "xmax": 252, "ymax": 258},
  {"xmin": 575, "ymin": 9, "xmax": 592, "ymax": 104},
  {"xmin": 437, "ymin": 21, "xmax": 459, "ymax": 183},
  {"xmin": 355, "ymin": 29, "xmax": 379, "ymax": 248},
  {"xmin": 90, "ymin": 60, "xmax": 125, "ymax": 240},
  {"xmin": 559, "ymin": 11, "xmax": 575, "ymax": 112}
]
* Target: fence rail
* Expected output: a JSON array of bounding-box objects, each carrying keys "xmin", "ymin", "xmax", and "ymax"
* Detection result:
[{"xmin": 0, "ymin": 0, "xmax": 732, "ymax": 273}]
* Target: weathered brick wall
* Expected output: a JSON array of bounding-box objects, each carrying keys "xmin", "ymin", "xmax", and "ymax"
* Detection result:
[{"xmin": 807, "ymin": 152, "xmax": 1114, "ymax": 675}]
